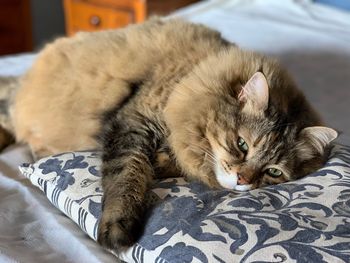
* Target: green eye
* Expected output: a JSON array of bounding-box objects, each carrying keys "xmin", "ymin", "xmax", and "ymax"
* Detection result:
[
  {"xmin": 237, "ymin": 137, "xmax": 249, "ymax": 153},
  {"xmin": 266, "ymin": 168, "xmax": 283, "ymax": 178}
]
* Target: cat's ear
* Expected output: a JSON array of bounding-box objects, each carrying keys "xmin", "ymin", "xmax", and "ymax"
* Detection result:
[
  {"xmin": 238, "ymin": 72, "xmax": 269, "ymax": 114},
  {"xmin": 300, "ymin": 126, "xmax": 338, "ymax": 154}
]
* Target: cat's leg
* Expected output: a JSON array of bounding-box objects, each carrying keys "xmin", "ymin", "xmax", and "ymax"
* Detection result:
[
  {"xmin": 0, "ymin": 126, "xmax": 14, "ymax": 151},
  {"xmin": 0, "ymin": 77, "xmax": 19, "ymax": 151},
  {"xmin": 154, "ymin": 148, "xmax": 183, "ymax": 179},
  {"xmin": 97, "ymin": 116, "xmax": 160, "ymax": 250}
]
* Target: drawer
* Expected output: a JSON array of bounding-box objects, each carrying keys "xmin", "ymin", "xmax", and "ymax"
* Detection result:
[{"xmin": 65, "ymin": 0, "xmax": 133, "ymax": 35}]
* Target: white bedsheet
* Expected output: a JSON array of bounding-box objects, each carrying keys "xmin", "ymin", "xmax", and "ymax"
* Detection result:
[{"xmin": 1, "ymin": 0, "xmax": 350, "ymax": 262}]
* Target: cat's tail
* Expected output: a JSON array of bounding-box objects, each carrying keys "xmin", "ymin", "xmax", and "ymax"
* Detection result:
[{"xmin": 0, "ymin": 76, "xmax": 19, "ymax": 150}]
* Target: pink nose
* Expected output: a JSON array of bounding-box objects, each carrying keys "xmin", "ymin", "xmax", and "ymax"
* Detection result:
[{"xmin": 237, "ymin": 174, "xmax": 249, "ymax": 185}]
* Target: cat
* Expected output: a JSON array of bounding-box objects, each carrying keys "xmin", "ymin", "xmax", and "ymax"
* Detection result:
[{"xmin": 0, "ymin": 18, "xmax": 337, "ymax": 251}]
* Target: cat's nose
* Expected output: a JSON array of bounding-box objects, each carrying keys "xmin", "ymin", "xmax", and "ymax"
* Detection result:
[{"xmin": 237, "ymin": 174, "xmax": 249, "ymax": 185}]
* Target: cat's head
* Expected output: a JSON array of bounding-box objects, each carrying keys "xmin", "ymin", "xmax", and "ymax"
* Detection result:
[
  {"xmin": 205, "ymin": 71, "xmax": 337, "ymax": 191},
  {"xmin": 164, "ymin": 48, "xmax": 337, "ymax": 191}
]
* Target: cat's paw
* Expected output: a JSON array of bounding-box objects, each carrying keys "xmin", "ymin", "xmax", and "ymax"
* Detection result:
[{"xmin": 97, "ymin": 204, "xmax": 143, "ymax": 251}]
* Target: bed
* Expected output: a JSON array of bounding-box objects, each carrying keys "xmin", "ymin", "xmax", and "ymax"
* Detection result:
[{"xmin": 1, "ymin": 0, "xmax": 350, "ymax": 262}]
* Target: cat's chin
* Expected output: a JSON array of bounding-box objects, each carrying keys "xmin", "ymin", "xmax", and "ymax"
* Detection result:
[
  {"xmin": 214, "ymin": 164, "xmax": 252, "ymax": 191},
  {"xmin": 234, "ymin": 184, "xmax": 253, "ymax": 191}
]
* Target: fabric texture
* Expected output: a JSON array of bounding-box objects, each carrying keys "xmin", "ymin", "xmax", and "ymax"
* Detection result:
[{"xmin": 19, "ymin": 145, "xmax": 350, "ymax": 262}]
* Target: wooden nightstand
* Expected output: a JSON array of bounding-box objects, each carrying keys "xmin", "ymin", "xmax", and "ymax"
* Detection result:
[
  {"xmin": 63, "ymin": 0, "xmax": 200, "ymax": 36},
  {"xmin": 0, "ymin": 0, "xmax": 32, "ymax": 55}
]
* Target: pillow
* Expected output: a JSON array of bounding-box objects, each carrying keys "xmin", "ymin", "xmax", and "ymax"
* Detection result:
[{"xmin": 19, "ymin": 145, "xmax": 350, "ymax": 263}]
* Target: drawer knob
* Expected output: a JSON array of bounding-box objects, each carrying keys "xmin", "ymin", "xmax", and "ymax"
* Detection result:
[{"xmin": 89, "ymin": 15, "xmax": 101, "ymax": 26}]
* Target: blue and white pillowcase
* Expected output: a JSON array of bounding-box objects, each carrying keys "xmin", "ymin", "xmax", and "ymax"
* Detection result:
[
  {"xmin": 19, "ymin": 145, "xmax": 350, "ymax": 263},
  {"xmin": 19, "ymin": 152, "xmax": 103, "ymax": 240}
]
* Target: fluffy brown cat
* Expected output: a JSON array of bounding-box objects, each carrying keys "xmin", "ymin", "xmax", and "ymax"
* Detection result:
[{"xmin": 0, "ymin": 18, "xmax": 337, "ymax": 251}]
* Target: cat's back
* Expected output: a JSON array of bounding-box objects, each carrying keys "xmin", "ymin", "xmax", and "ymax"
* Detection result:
[{"xmin": 12, "ymin": 18, "xmax": 229, "ymax": 157}]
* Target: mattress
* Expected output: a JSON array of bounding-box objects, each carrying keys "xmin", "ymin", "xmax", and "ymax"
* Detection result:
[{"xmin": 0, "ymin": 0, "xmax": 350, "ymax": 262}]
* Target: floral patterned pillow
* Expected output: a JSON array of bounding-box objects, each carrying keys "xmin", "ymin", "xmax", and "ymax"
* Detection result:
[{"xmin": 19, "ymin": 145, "xmax": 350, "ymax": 263}]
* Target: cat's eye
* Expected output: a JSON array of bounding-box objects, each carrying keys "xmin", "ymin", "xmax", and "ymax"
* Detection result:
[
  {"xmin": 266, "ymin": 168, "xmax": 283, "ymax": 178},
  {"xmin": 237, "ymin": 137, "xmax": 249, "ymax": 153}
]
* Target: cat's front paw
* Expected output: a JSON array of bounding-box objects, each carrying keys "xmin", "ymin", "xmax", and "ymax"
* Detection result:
[{"xmin": 97, "ymin": 203, "xmax": 143, "ymax": 251}]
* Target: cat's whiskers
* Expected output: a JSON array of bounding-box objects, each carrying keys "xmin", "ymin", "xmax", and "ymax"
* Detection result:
[
  {"xmin": 189, "ymin": 144, "xmax": 216, "ymax": 161},
  {"xmin": 189, "ymin": 143, "xmax": 217, "ymax": 167},
  {"xmin": 184, "ymin": 128, "xmax": 218, "ymax": 166},
  {"xmin": 185, "ymin": 127, "xmax": 209, "ymax": 142}
]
